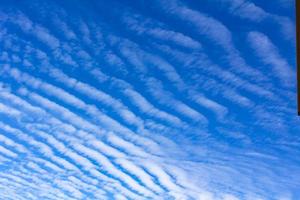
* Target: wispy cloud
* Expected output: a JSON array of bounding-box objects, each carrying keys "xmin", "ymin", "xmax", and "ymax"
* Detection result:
[{"xmin": 247, "ymin": 31, "xmax": 294, "ymax": 87}]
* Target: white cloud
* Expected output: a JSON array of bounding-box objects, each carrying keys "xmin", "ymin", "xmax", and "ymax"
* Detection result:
[{"xmin": 247, "ymin": 31, "xmax": 294, "ymax": 87}]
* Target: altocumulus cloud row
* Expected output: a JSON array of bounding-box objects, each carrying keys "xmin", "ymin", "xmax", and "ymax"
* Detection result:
[{"xmin": 0, "ymin": 0, "xmax": 299, "ymax": 199}]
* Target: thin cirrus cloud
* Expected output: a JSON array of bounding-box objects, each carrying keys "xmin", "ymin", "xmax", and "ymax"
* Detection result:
[{"xmin": 0, "ymin": 0, "xmax": 299, "ymax": 200}]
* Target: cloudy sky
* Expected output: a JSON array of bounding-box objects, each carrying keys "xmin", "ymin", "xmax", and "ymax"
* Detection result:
[{"xmin": 0, "ymin": 0, "xmax": 299, "ymax": 199}]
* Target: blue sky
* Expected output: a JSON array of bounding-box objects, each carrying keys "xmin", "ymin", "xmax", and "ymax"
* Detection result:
[{"xmin": 0, "ymin": 0, "xmax": 299, "ymax": 199}]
